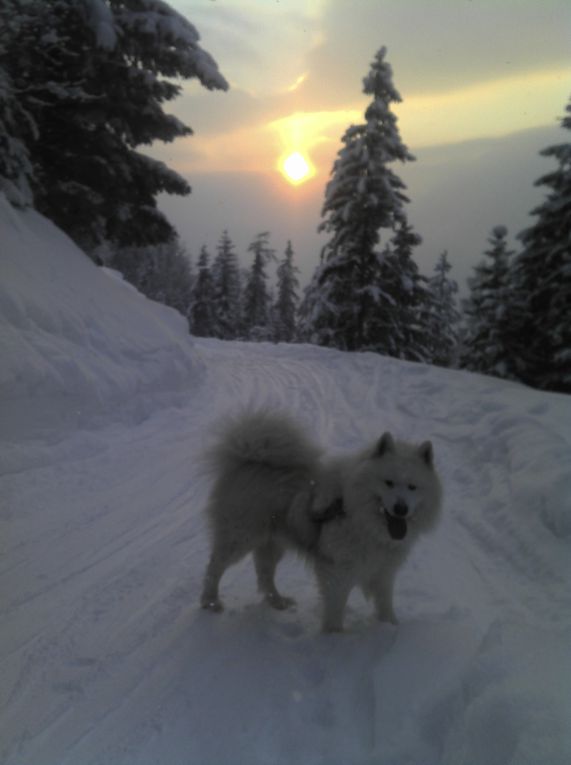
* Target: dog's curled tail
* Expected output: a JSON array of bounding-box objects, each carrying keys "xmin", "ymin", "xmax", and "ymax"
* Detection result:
[{"xmin": 206, "ymin": 409, "xmax": 322, "ymax": 474}]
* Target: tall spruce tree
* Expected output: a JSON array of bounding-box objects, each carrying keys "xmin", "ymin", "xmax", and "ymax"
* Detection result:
[
  {"xmin": 211, "ymin": 230, "xmax": 242, "ymax": 340},
  {"xmin": 0, "ymin": 0, "xmax": 228, "ymax": 251},
  {"xmin": 302, "ymin": 46, "xmax": 414, "ymax": 351},
  {"xmin": 427, "ymin": 251, "xmax": 461, "ymax": 367},
  {"xmin": 191, "ymin": 246, "xmax": 216, "ymax": 337},
  {"xmin": 461, "ymin": 226, "xmax": 515, "ymax": 379},
  {"xmin": 274, "ymin": 241, "xmax": 300, "ymax": 343},
  {"xmin": 511, "ymin": 97, "xmax": 571, "ymax": 392},
  {"xmin": 243, "ymin": 232, "xmax": 275, "ymax": 340}
]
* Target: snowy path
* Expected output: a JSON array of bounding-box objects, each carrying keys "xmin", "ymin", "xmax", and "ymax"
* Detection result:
[{"xmin": 1, "ymin": 339, "xmax": 571, "ymax": 765}]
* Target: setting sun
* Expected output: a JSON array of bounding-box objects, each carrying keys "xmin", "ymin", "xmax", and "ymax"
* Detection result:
[{"xmin": 281, "ymin": 151, "xmax": 313, "ymax": 185}]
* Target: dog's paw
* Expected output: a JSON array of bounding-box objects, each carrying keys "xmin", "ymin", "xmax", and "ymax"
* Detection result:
[
  {"xmin": 201, "ymin": 597, "xmax": 224, "ymax": 613},
  {"xmin": 266, "ymin": 593, "xmax": 296, "ymax": 611}
]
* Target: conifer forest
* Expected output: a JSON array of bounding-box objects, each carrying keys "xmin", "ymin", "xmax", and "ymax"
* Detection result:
[{"xmin": 1, "ymin": 1, "xmax": 569, "ymax": 392}]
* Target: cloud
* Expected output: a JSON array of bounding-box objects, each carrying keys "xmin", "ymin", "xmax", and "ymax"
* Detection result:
[
  {"xmin": 155, "ymin": 106, "xmax": 359, "ymax": 176},
  {"xmin": 166, "ymin": 0, "xmax": 570, "ymax": 183},
  {"xmin": 268, "ymin": 108, "xmax": 361, "ymax": 160},
  {"xmin": 159, "ymin": 124, "xmax": 565, "ymax": 295},
  {"xmin": 296, "ymin": 0, "xmax": 571, "ymax": 108},
  {"xmin": 399, "ymin": 125, "xmax": 564, "ymax": 290},
  {"xmin": 164, "ymin": 64, "xmax": 570, "ymax": 185},
  {"xmin": 150, "ymin": 2, "xmax": 570, "ymax": 311},
  {"xmin": 398, "ymin": 67, "xmax": 571, "ymax": 148},
  {"xmin": 158, "ymin": 169, "xmax": 326, "ymax": 285},
  {"xmin": 181, "ymin": 1, "xmax": 323, "ymax": 97}
]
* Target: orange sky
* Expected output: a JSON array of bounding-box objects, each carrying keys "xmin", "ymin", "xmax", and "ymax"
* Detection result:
[
  {"xmin": 169, "ymin": 1, "xmax": 570, "ymax": 185},
  {"xmin": 155, "ymin": 1, "xmax": 571, "ymax": 288}
]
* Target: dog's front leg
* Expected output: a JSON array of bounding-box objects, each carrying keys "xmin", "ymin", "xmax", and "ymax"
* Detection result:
[
  {"xmin": 368, "ymin": 568, "xmax": 398, "ymax": 625},
  {"xmin": 316, "ymin": 566, "xmax": 353, "ymax": 632}
]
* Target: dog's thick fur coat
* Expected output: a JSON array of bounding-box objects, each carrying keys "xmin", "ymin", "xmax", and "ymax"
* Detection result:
[{"xmin": 200, "ymin": 410, "xmax": 442, "ymax": 631}]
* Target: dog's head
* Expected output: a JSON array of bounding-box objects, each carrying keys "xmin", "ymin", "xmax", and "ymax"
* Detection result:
[{"xmin": 350, "ymin": 432, "xmax": 442, "ymax": 543}]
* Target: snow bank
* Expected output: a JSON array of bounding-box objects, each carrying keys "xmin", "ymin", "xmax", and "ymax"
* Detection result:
[
  {"xmin": 0, "ymin": 196, "xmax": 202, "ymax": 441},
  {"xmin": 372, "ymin": 619, "xmax": 571, "ymax": 765},
  {"xmin": 433, "ymin": 621, "xmax": 571, "ymax": 765},
  {"xmin": 1, "ymin": 197, "xmax": 570, "ymax": 764}
]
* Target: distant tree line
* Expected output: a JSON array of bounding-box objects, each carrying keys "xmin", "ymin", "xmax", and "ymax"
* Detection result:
[
  {"xmin": 460, "ymin": 97, "xmax": 571, "ymax": 393},
  {"xmin": 110, "ymin": 231, "xmax": 301, "ymax": 344},
  {"xmin": 108, "ymin": 225, "xmax": 462, "ymax": 364},
  {"xmin": 1, "ymin": 5, "xmax": 568, "ymax": 393}
]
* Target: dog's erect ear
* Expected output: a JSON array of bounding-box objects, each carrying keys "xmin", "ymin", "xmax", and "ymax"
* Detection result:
[
  {"xmin": 418, "ymin": 440, "xmax": 434, "ymax": 467},
  {"xmin": 376, "ymin": 432, "xmax": 395, "ymax": 457}
]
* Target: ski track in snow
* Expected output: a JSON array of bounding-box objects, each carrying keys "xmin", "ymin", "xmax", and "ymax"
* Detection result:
[{"xmin": 1, "ymin": 339, "xmax": 571, "ymax": 764}]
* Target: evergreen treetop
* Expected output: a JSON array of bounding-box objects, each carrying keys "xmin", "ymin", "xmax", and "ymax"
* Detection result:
[
  {"xmin": 191, "ymin": 246, "xmax": 217, "ymax": 338},
  {"xmin": 274, "ymin": 241, "xmax": 300, "ymax": 343},
  {"xmin": 305, "ymin": 46, "xmax": 415, "ymax": 352},
  {"xmin": 243, "ymin": 232, "xmax": 275, "ymax": 338},
  {"xmin": 212, "ymin": 230, "xmax": 242, "ymax": 340},
  {"xmin": 0, "ymin": 0, "xmax": 228, "ymax": 250},
  {"xmin": 461, "ymin": 225, "xmax": 515, "ymax": 380},
  {"xmin": 512, "ymin": 97, "xmax": 571, "ymax": 391},
  {"xmin": 428, "ymin": 251, "xmax": 460, "ymax": 367}
]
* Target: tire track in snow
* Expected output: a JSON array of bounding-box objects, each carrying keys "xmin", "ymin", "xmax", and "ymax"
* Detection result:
[
  {"xmin": 0, "ymin": 409, "xmax": 212, "ymax": 764},
  {"xmin": 196, "ymin": 342, "xmax": 569, "ymax": 630},
  {"xmin": 2, "ymin": 340, "xmax": 570, "ymax": 764},
  {"xmin": 393, "ymin": 364, "xmax": 571, "ymax": 628}
]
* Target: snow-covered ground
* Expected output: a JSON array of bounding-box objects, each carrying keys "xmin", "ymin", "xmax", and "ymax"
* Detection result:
[{"xmin": 1, "ymin": 200, "xmax": 570, "ymax": 764}]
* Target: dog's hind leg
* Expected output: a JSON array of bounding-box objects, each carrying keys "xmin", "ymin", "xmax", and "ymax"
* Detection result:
[
  {"xmin": 201, "ymin": 540, "xmax": 248, "ymax": 612},
  {"xmin": 254, "ymin": 540, "xmax": 295, "ymax": 610}
]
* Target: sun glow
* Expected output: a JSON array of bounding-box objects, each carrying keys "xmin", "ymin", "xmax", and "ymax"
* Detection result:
[
  {"xmin": 271, "ymin": 110, "xmax": 359, "ymax": 186},
  {"xmin": 280, "ymin": 151, "xmax": 313, "ymax": 185}
]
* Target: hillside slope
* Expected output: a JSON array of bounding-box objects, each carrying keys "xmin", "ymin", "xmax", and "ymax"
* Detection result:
[
  {"xmin": 1, "ymin": 204, "xmax": 570, "ymax": 765},
  {"xmin": 0, "ymin": 196, "xmax": 201, "ymax": 443}
]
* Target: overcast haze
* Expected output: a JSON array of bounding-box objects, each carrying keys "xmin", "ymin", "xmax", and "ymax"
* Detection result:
[{"xmin": 151, "ymin": 0, "xmax": 571, "ymax": 290}]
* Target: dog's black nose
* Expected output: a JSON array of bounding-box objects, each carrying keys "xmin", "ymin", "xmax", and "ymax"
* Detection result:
[{"xmin": 393, "ymin": 502, "xmax": 408, "ymax": 517}]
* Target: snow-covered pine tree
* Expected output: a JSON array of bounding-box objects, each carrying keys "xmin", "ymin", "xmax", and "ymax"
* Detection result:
[
  {"xmin": 297, "ymin": 266, "xmax": 327, "ymax": 345},
  {"xmin": 303, "ymin": 46, "xmax": 414, "ymax": 351},
  {"xmin": 112, "ymin": 238, "xmax": 194, "ymax": 328},
  {"xmin": 460, "ymin": 226, "xmax": 515, "ymax": 379},
  {"xmin": 511, "ymin": 97, "xmax": 571, "ymax": 392},
  {"xmin": 367, "ymin": 220, "xmax": 430, "ymax": 361},
  {"xmin": 266, "ymin": 286, "xmax": 278, "ymax": 344},
  {"xmin": 0, "ymin": 0, "xmax": 227, "ymax": 251},
  {"xmin": 398, "ymin": 223, "xmax": 435, "ymax": 363},
  {"xmin": 190, "ymin": 246, "xmax": 216, "ymax": 337},
  {"xmin": 211, "ymin": 230, "xmax": 242, "ymax": 340},
  {"xmin": 427, "ymin": 251, "xmax": 461, "ymax": 367},
  {"xmin": 0, "ymin": 1, "xmax": 36, "ymax": 206},
  {"xmin": 274, "ymin": 241, "xmax": 300, "ymax": 343},
  {"xmin": 242, "ymin": 232, "xmax": 275, "ymax": 341}
]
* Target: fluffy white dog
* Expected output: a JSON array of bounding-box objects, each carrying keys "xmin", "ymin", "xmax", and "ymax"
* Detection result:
[{"xmin": 201, "ymin": 410, "xmax": 442, "ymax": 632}]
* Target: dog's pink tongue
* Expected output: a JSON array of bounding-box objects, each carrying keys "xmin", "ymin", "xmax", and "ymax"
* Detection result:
[{"xmin": 386, "ymin": 513, "xmax": 407, "ymax": 540}]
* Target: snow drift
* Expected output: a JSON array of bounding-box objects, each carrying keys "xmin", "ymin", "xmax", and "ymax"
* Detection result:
[
  {"xmin": 1, "ymin": 201, "xmax": 570, "ymax": 765},
  {"xmin": 0, "ymin": 195, "xmax": 201, "ymax": 443}
]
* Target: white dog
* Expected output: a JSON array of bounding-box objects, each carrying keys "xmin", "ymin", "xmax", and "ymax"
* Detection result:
[{"xmin": 200, "ymin": 410, "xmax": 442, "ymax": 632}]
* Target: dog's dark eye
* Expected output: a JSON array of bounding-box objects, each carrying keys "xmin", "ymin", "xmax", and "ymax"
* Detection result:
[
  {"xmin": 385, "ymin": 480, "xmax": 394, "ymax": 488},
  {"xmin": 408, "ymin": 484, "xmax": 417, "ymax": 491}
]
